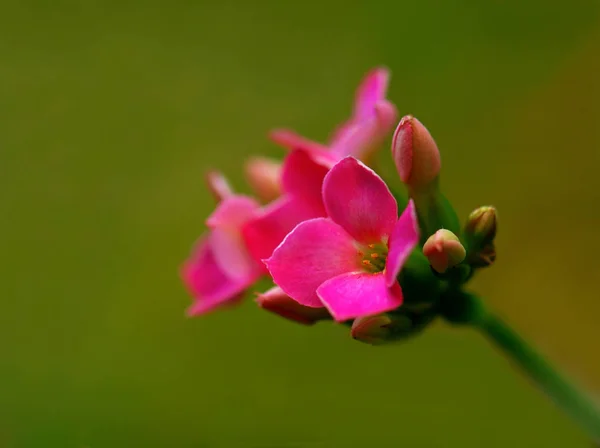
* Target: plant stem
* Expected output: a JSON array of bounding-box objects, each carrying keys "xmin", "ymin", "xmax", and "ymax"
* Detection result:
[{"xmin": 474, "ymin": 307, "xmax": 600, "ymax": 441}]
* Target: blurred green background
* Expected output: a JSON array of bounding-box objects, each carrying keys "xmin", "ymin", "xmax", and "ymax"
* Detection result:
[{"xmin": 1, "ymin": 0, "xmax": 600, "ymax": 446}]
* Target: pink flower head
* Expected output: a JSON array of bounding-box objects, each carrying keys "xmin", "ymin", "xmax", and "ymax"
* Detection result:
[
  {"xmin": 182, "ymin": 195, "xmax": 263, "ymax": 316},
  {"xmin": 269, "ymin": 67, "xmax": 398, "ymax": 162},
  {"xmin": 265, "ymin": 157, "xmax": 420, "ymax": 322},
  {"xmin": 242, "ymin": 147, "xmax": 335, "ymax": 264}
]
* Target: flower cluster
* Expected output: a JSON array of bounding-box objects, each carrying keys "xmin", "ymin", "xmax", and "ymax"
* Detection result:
[{"xmin": 181, "ymin": 68, "xmax": 498, "ymax": 344}]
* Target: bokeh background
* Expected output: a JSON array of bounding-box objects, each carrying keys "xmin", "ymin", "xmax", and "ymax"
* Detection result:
[{"xmin": 2, "ymin": 0, "xmax": 600, "ymax": 446}]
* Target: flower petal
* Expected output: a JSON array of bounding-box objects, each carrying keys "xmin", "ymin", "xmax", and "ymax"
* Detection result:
[
  {"xmin": 330, "ymin": 101, "xmax": 397, "ymax": 161},
  {"xmin": 317, "ymin": 272, "xmax": 403, "ymax": 322},
  {"xmin": 265, "ymin": 218, "xmax": 359, "ymax": 308},
  {"xmin": 182, "ymin": 238, "xmax": 255, "ymax": 316},
  {"xmin": 206, "ymin": 195, "xmax": 260, "ymax": 230},
  {"xmin": 281, "ymin": 148, "xmax": 333, "ymax": 212},
  {"xmin": 269, "ymin": 128, "xmax": 329, "ymax": 153},
  {"xmin": 203, "ymin": 195, "xmax": 263, "ymax": 280},
  {"xmin": 385, "ymin": 200, "xmax": 420, "ymax": 287},
  {"xmin": 242, "ymin": 195, "xmax": 324, "ymax": 264},
  {"xmin": 354, "ymin": 67, "xmax": 389, "ymax": 120},
  {"xmin": 323, "ymin": 157, "xmax": 398, "ymax": 244},
  {"xmin": 209, "ymin": 227, "xmax": 262, "ymax": 281},
  {"xmin": 205, "ymin": 170, "xmax": 233, "ymax": 202}
]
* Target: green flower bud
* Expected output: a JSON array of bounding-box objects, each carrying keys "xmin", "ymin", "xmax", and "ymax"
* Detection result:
[
  {"xmin": 423, "ymin": 229, "xmax": 466, "ymax": 274},
  {"xmin": 464, "ymin": 206, "xmax": 497, "ymax": 268},
  {"xmin": 464, "ymin": 206, "xmax": 497, "ymax": 248}
]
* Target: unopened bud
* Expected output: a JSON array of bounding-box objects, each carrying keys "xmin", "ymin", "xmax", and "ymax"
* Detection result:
[
  {"xmin": 245, "ymin": 157, "xmax": 283, "ymax": 202},
  {"xmin": 351, "ymin": 314, "xmax": 396, "ymax": 345},
  {"xmin": 351, "ymin": 311, "xmax": 432, "ymax": 345},
  {"xmin": 464, "ymin": 206, "xmax": 497, "ymax": 249},
  {"xmin": 423, "ymin": 229, "xmax": 466, "ymax": 274},
  {"xmin": 256, "ymin": 287, "xmax": 330, "ymax": 325},
  {"xmin": 392, "ymin": 115, "xmax": 441, "ymax": 191},
  {"xmin": 206, "ymin": 170, "xmax": 233, "ymax": 202}
]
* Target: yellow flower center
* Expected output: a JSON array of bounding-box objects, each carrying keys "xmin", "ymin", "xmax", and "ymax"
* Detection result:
[{"xmin": 358, "ymin": 242, "xmax": 388, "ymax": 273}]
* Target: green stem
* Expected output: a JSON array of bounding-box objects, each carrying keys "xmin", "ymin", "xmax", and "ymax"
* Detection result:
[{"xmin": 475, "ymin": 307, "xmax": 600, "ymax": 440}]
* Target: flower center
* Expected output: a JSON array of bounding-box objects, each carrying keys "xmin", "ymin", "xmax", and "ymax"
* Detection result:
[{"xmin": 358, "ymin": 242, "xmax": 388, "ymax": 274}]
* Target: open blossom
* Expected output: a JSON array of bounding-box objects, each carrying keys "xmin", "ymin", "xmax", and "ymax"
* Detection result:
[
  {"xmin": 182, "ymin": 194, "xmax": 263, "ymax": 316},
  {"xmin": 242, "ymin": 147, "xmax": 335, "ymax": 263},
  {"xmin": 270, "ymin": 67, "xmax": 398, "ymax": 162},
  {"xmin": 265, "ymin": 157, "xmax": 420, "ymax": 322}
]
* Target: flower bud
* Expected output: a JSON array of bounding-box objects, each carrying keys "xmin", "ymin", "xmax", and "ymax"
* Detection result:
[
  {"xmin": 351, "ymin": 314, "xmax": 396, "ymax": 345},
  {"xmin": 422, "ymin": 229, "xmax": 466, "ymax": 274},
  {"xmin": 351, "ymin": 310, "xmax": 434, "ymax": 345},
  {"xmin": 244, "ymin": 157, "xmax": 283, "ymax": 202},
  {"xmin": 392, "ymin": 115, "xmax": 441, "ymax": 191},
  {"xmin": 256, "ymin": 287, "xmax": 330, "ymax": 325},
  {"xmin": 464, "ymin": 206, "xmax": 497, "ymax": 249},
  {"xmin": 205, "ymin": 170, "xmax": 233, "ymax": 202}
]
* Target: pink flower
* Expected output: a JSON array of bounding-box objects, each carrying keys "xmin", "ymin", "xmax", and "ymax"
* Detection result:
[
  {"xmin": 242, "ymin": 147, "xmax": 335, "ymax": 263},
  {"xmin": 265, "ymin": 157, "xmax": 420, "ymax": 322},
  {"xmin": 270, "ymin": 67, "xmax": 398, "ymax": 162},
  {"xmin": 182, "ymin": 185, "xmax": 263, "ymax": 316}
]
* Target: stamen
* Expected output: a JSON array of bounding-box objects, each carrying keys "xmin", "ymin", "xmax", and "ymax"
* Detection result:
[
  {"xmin": 368, "ymin": 244, "xmax": 376, "ymax": 249},
  {"xmin": 362, "ymin": 260, "xmax": 373, "ymax": 267},
  {"xmin": 370, "ymin": 253, "xmax": 379, "ymax": 259}
]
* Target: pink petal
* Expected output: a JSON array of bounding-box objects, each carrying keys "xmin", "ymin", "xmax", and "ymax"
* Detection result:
[
  {"xmin": 385, "ymin": 200, "xmax": 420, "ymax": 287},
  {"xmin": 317, "ymin": 272, "xmax": 403, "ymax": 322},
  {"xmin": 206, "ymin": 195, "xmax": 260, "ymax": 230},
  {"xmin": 330, "ymin": 101, "xmax": 398, "ymax": 161},
  {"xmin": 209, "ymin": 227, "xmax": 262, "ymax": 282},
  {"xmin": 328, "ymin": 120, "xmax": 356, "ymax": 148},
  {"xmin": 182, "ymin": 238, "xmax": 256, "ymax": 316},
  {"xmin": 264, "ymin": 218, "xmax": 360, "ymax": 308},
  {"xmin": 373, "ymin": 100, "xmax": 398, "ymax": 137},
  {"xmin": 281, "ymin": 148, "xmax": 333, "ymax": 213},
  {"xmin": 203, "ymin": 195, "xmax": 263, "ymax": 282},
  {"xmin": 269, "ymin": 128, "xmax": 329, "ymax": 153},
  {"xmin": 242, "ymin": 195, "xmax": 325, "ymax": 264},
  {"xmin": 354, "ymin": 67, "xmax": 390, "ymax": 120},
  {"xmin": 205, "ymin": 170, "xmax": 233, "ymax": 202},
  {"xmin": 323, "ymin": 157, "xmax": 398, "ymax": 244},
  {"xmin": 329, "ymin": 121, "xmax": 373, "ymax": 158}
]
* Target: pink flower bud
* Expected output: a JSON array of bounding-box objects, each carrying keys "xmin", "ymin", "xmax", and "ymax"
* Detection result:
[
  {"xmin": 351, "ymin": 314, "xmax": 394, "ymax": 345},
  {"xmin": 422, "ymin": 229, "xmax": 466, "ymax": 274},
  {"xmin": 256, "ymin": 287, "xmax": 330, "ymax": 325},
  {"xmin": 244, "ymin": 157, "xmax": 283, "ymax": 202},
  {"xmin": 205, "ymin": 170, "xmax": 233, "ymax": 202},
  {"xmin": 391, "ymin": 116, "xmax": 441, "ymax": 190}
]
